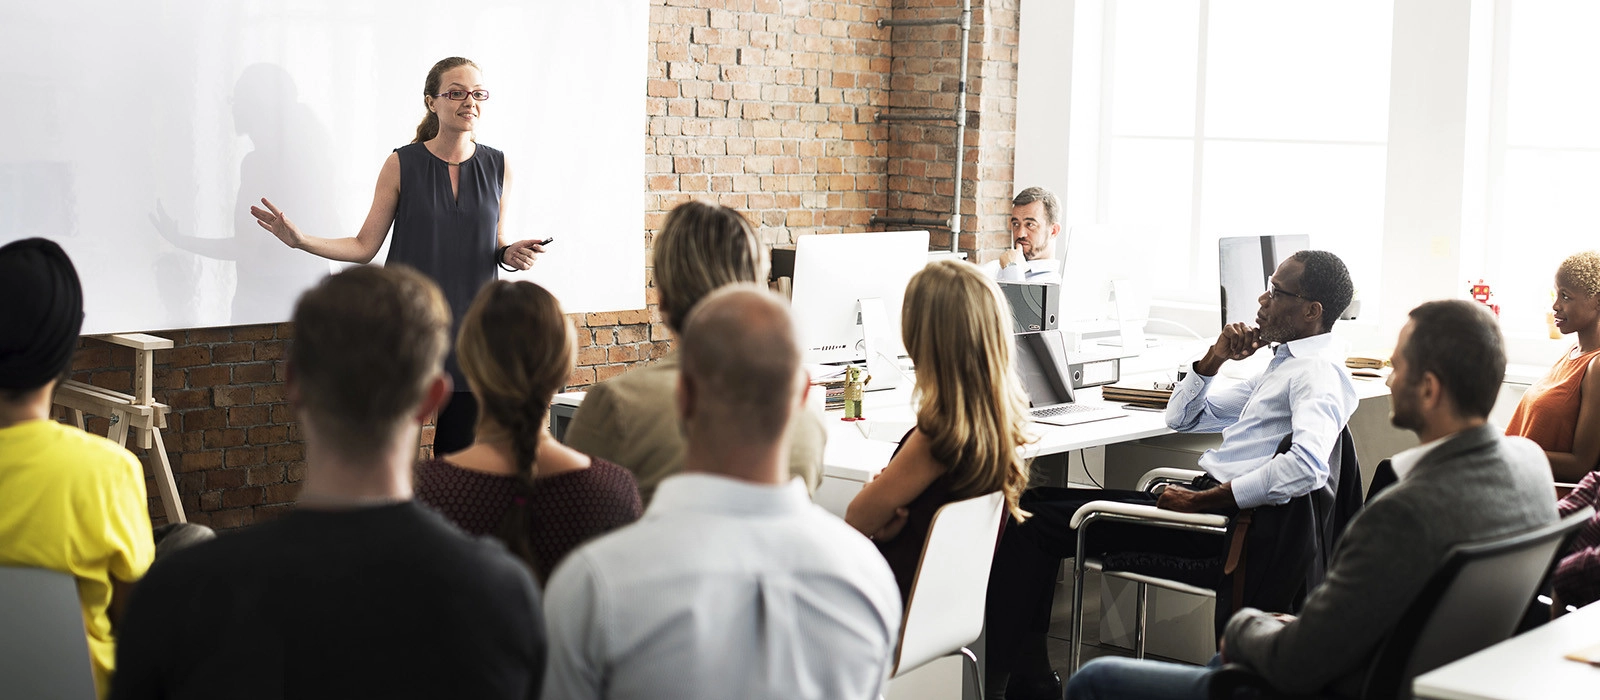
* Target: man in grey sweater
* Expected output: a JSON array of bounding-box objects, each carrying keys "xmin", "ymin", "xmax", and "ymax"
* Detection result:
[{"xmin": 1066, "ymin": 299, "xmax": 1558, "ymax": 700}]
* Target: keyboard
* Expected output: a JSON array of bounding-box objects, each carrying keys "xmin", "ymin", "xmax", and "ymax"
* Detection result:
[
  {"xmin": 1029, "ymin": 402, "xmax": 1127, "ymax": 427},
  {"xmin": 1031, "ymin": 403, "xmax": 1101, "ymax": 418}
]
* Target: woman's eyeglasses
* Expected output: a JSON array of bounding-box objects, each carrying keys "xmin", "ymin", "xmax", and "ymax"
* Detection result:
[{"xmin": 431, "ymin": 90, "xmax": 490, "ymax": 102}]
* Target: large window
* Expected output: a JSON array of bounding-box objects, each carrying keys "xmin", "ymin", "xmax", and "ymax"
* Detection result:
[
  {"xmin": 1062, "ymin": 0, "xmax": 1394, "ymax": 309},
  {"xmin": 1466, "ymin": 0, "xmax": 1600, "ymax": 344}
]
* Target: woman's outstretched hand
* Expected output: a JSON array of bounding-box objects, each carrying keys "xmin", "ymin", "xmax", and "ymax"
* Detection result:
[{"xmin": 250, "ymin": 198, "xmax": 305, "ymax": 249}]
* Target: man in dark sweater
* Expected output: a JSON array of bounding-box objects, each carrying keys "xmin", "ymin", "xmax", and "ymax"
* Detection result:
[
  {"xmin": 1066, "ymin": 299, "xmax": 1557, "ymax": 700},
  {"xmin": 110, "ymin": 265, "xmax": 545, "ymax": 700}
]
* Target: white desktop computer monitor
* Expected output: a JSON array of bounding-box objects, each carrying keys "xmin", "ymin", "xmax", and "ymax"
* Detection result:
[
  {"xmin": 1057, "ymin": 223, "xmax": 1136, "ymax": 324},
  {"xmin": 1056, "ymin": 223, "xmax": 1153, "ymax": 349},
  {"xmin": 1218, "ymin": 234, "xmax": 1310, "ymax": 327},
  {"xmin": 790, "ymin": 230, "xmax": 931, "ymax": 367}
]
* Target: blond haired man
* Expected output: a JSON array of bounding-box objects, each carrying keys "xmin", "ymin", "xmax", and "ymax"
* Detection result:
[{"xmin": 563, "ymin": 200, "xmax": 824, "ymax": 504}]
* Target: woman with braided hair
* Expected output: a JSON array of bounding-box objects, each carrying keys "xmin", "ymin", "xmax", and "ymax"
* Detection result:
[{"xmin": 413, "ymin": 280, "xmax": 641, "ymax": 582}]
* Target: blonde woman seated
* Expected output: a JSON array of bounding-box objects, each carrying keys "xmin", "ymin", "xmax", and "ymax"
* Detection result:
[
  {"xmin": 844, "ymin": 260, "xmax": 1033, "ymax": 602},
  {"xmin": 415, "ymin": 281, "xmax": 642, "ymax": 583},
  {"xmin": 1506, "ymin": 250, "xmax": 1600, "ymax": 482}
]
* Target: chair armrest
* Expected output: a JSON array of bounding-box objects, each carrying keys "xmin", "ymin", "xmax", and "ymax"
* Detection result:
[
  {"xmin": 1068, "ymin": 500, "xmax": 1230, "ymax": 530},
  {"xmin": 1136, "ymin": 467, "xmax": 1207, "ymax": 492}
]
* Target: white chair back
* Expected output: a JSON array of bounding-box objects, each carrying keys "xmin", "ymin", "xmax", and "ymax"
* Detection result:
[
  {"xmin": 0, "ymin": 566, "xmax": 97, "ymax": 698},
  {"xmin": 892, "ymin": 490, "xmax": 1007, "ymax": 678}
]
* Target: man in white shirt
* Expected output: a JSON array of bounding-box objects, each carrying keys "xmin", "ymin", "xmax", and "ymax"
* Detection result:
[
  {"xmin": 986, "ymin": 186, "xmax": 1064, "ymax": 283},
  {"xmin": 986, "ymin": 251, "xmax": 1360, "ymax": 699},
  {"xmin": 541, "ymin": 284, "xmax": 902, "ymax": 700},
  {"xmin": 1155, "ymin": 249, "xmax": 1358, "ymax": 512}
]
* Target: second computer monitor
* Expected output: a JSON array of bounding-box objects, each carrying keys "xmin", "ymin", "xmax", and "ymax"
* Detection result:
[
  {"xmin": 1218, "ymin": 234, "xmax": 1310, "ymax": 327},
  {"xmin": 790, "ymin": 230, "xmax": 930, "ymax": 365}
]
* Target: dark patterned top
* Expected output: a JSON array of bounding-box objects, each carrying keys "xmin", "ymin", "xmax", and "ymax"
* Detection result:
[{"xmin": 414, "ymin": 457, "xmax": 642, "ymax": 583}]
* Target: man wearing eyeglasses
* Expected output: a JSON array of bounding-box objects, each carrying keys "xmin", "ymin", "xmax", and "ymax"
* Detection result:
[
  {"xmin": 986, "ymin": 251, "xmax": 1360, "ymax": 699},
  {"xmin": 1156, "ymin": 250, "xmax": 1358, "ymax": 514}
]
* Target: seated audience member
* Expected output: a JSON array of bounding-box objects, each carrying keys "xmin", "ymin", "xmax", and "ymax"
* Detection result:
[
  {"xmin": 845, "ymin": 259, "xmax": 1033, "ymax": 602},
  {"xmin": 415, "ymin": 280, "xmax": 642, "ymax": 583},
  {"xmin": 1505, "ymin": 250, "xmax": 1600, "ymax": 482},
  {"xmin": 984, "ymin": 186, "xmax": 1064, "ymax": 283},
  {"xmin": 541, "ymin": 286, "xmax": 901, "ymax": 700},
  {"xmin": 111, "ymin": 266, "xmax": 546, "ymax": 700},
  {"xmin": 987, "ymin": 250, "xmax": 1359, "ymax": 699},
  {"xmin": 1552, "ymin": 471, "xmax": 1600, "ymax": 612},
  {"xmin": 563, "ymin": 200, "xmax": 824, "ymax": 504},
  {"xmin": 0, "ymin": 239, "xmax": 154, "ymax": 698},
  {"xmin": 1066, "ymin": 299, "xmax": 1558, "ymax": 700}
]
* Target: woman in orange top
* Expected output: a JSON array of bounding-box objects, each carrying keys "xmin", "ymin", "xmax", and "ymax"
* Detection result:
[{"xmin": 1506, "ymin": 251, "xmax": 1600, "ymax": 482}]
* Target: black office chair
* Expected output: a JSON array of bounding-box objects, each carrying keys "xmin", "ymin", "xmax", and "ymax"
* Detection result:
[{"xmin": 1207, "ymin": 506, "xmax": 1593, "ymax": 700}]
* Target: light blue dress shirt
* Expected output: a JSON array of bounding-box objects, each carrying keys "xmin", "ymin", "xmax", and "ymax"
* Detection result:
[
  {"xmin": 984, "ymin": 257, "xmax": 1064, "ymax": 284},
  {"xmin": 1164, "ymin": 332, "xmax": 1359, "ymax": 509},
  {"xmin": 540, "ymin": 473, "xmax": 902, "ymax": 700}
]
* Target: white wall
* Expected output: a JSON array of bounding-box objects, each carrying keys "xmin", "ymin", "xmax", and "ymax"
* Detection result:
[{"xmin": 0, "ymin": 0, "xmax": 649, "ymax": 334}]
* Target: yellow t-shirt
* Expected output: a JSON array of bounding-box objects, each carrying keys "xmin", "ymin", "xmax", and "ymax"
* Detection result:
[{"xmin": 0, "ymin": 419, "xmax": 154, "ymax": 698}]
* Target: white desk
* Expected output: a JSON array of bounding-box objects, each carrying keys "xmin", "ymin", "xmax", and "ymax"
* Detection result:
[
  {"xmin": 813, "ymin": 384, "xmax": 1174, "ymax": 515},
  {"xmin": 1412, "ymin": 602, "xmax": 1600, "ymax": 700},
  {"xmin": 813, "ymin": 373, "xmax": 1396, "ymax": 517}
]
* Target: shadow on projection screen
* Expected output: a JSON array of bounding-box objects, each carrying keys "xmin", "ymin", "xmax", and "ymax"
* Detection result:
[{"xmin": 0, "ymin": 0, "xmax": 649, "ymax": 335}]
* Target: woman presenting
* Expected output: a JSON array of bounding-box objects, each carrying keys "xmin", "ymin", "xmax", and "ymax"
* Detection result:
[{"xmin": 251, "ymin": 57, "xmax": 544, "ymax": 453}]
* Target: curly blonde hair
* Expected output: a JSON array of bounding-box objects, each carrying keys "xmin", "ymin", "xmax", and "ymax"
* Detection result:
[{"xmin": 1558, "ymin": 251, "xmax": 1600, "ymax": 297}]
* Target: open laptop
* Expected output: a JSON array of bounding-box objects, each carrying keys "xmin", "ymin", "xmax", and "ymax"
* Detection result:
[{"xmin": 1014, "ymin": 330, "xmax": 1126, "ymax": 427}]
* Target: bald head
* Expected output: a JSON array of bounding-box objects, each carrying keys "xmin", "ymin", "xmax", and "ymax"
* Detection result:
[{"xmin": 678, "ymin": 285, "xmax": 804, "ymax": 445}]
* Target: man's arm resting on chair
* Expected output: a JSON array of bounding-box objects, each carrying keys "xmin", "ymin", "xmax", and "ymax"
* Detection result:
[{"xmin": 1157, "ymin": 482, "xmax": 1235, "ymax": 513}]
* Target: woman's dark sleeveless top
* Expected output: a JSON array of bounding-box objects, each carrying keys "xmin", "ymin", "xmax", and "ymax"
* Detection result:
[
  {"xmin": 877, "ymin": 429, "xmax": 958, "ymax": 603},
  {"xmin": 388, "ymin": 142, "xmax": 504, "ymax": 385}
]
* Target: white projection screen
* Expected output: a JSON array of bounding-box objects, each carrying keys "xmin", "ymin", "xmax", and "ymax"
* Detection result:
[{"xmin": 0, "ymin": 0, "xmax": 648, "ymax": 334}]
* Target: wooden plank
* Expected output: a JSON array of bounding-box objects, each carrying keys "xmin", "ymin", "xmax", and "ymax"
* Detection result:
[
  {"xmin": 97, "ymin": 333, "xmax": 174, "ymax": 351},
  {"xmin": 54, "ymin": 382, "xmax": 158, "ymax": 416}
]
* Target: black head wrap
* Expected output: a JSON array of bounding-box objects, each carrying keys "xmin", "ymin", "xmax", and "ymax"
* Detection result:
[{"xmin": 0, "ymin": 238, "xmax": 84, "ymax": 391}]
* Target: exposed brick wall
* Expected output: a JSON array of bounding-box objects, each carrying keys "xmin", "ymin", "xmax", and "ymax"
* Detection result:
[
  {"xmin": 65, "ymin": 0, "xmax": 1020, "ymax": 531},
  {"xmin": 66, "ymin": 326, "xmax": 300, "ymax": 530},
  {"xmin": 970, "ymin": 0, "xmax": 1021, "ymax": 263},
  {"xmin": 880, "ymin": 0, "xmax": 1019, "ymax": 260}
]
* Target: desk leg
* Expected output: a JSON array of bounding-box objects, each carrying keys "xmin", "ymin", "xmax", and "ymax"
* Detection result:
[{"xmin": 147, "ymin": 427, "xmax": 186, "ymax": 523}]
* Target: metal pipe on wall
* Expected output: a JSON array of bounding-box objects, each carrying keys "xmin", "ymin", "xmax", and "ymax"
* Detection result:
[
  {"xmin": 877, "ymin": 0, "xmax": 973, "ymax": 253},
  {"xmin": 870, "ymin": 215, "xmax": 950, "ymax": 229}
]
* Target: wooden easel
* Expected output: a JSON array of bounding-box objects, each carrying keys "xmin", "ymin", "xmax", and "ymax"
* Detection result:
[{"xmin": 53, "ymin": 333, "xmax": 185, "ymax": 523}]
